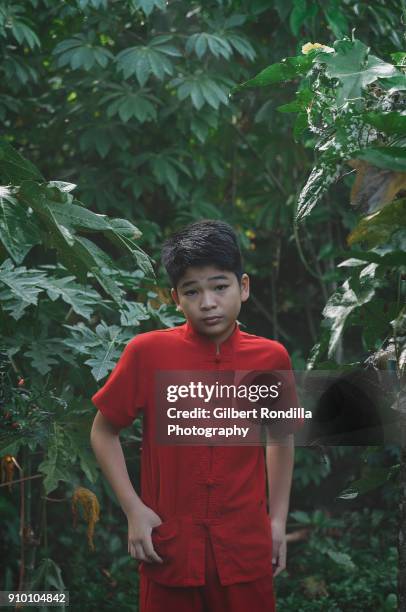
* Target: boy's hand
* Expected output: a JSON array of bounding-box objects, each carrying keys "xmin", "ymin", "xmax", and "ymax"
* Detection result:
[
  {"xmin": 270, "ymin": 518, "xmax": 287, "ymax": 577},
  {"xmin": 126, "ymin": 503, "xmax": 164, "ymax": 564}
]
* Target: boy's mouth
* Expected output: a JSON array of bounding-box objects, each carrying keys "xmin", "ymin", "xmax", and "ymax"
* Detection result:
[{"xmin": 202, "ymin": 316, "xmax": 223, "ymax": 325}]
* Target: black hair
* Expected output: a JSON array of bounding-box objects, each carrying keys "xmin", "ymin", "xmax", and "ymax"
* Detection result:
[{"xmin": 161, "ymin": 219, "xmax": 244, "ymax": 290}]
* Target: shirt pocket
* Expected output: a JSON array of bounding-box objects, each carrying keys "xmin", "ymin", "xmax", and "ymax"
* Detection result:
[
  {"xmin": 151, "ymin": 519, "xmax": 178, "ymax": 543},
  {"xmin": 141, "ymin": 517, "xmax": 185, "ymax": 585}
]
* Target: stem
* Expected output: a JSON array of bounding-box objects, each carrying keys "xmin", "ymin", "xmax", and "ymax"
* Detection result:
[
  {"xmin": 16, "ymin": 452, "xmax": 25, "ymax": 593},
  {"xmin": 0, "ymin": 474, "xmax": 42, "ymax": 488}
]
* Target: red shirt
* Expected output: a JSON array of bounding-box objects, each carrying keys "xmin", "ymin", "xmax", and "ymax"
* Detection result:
[{"xmin": 91, "ymin": 320, "xmax": 301, "ymax": 587}]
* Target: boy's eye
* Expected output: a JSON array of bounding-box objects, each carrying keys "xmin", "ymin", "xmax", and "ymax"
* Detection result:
[
  {"xmin": 215, "ymin": 284, "xmax": 229, "ymax": 291},
  {"xmin": 184, "ymin": 290, "xmax": 197, "ymax": 296}
]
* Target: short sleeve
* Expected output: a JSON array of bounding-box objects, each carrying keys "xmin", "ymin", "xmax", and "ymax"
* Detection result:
[
  {"xmin": 91, "ymin": 336, "xmax": 145, "ymax": 429},
  {"xmin": 271, "ymin": 341, "xmax": 304, "ymax": 435}
]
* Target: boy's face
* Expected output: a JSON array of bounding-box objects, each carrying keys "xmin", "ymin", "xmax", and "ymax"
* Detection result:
[{"xmin": 171, "ymin": 265, "xmax": 249, "ymax": 344}]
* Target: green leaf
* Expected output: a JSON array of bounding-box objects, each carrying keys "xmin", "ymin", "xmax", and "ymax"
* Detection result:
[
  {"xmin": 347, "ymin": 198, "xmax": 406, "ymax": 247},
  {"xmin": 379, "ymin": 75, "xmax": 406, "ymax": 91},
  {"xmin": 11, "ymin": 20, "xmax": 40, "ymax": 49},
  {"xmin": 120, "ymin": 301, "xmax": 150, "ymax": 326},
  {"xmin": 30, "ymin": 558, "xmax": 66, "ymax": 593},
  {"xmin": 290, "ymin": 510, "xmax": 312, "ymax": 524},
  {"xmin": 225, "ymin": 33, "xmax": 256, "ymax": 61},
  {"xmin": 363, "ymin": 111, "xmax": 406, "ymax": 135},
  {"xmin": 24, "ymin": 338, "xmax": 65, "ymax": 375},
  {"xmin": 234, "ymin": 54, "xmax": 313, "ymax": 91},
  {"xmin": 53, "ymin": 34, "xmax": 113, "ymax": 71},
  {"xmin": 391, "ymin": 52, "xmax": 406, "ymax": 65},
  {"xmin": 73, "ymin": 236, "xmax": 125, "ymax": 305},
  {"xmin": 326, "ymin": 550, "xmax": 355, "ymax": 570},
  {"xmin": 172, "ymin": 75, "xmax": 230, "ymax": 110},
  {"xmin": 131, "ymin": 0, "xmax": 167, "ymax": 16},
  {"xmin": 319, "ymin": 39, "xmax": 397, "ymax": 107},
  {"xmin": 116, "ymin": 39, "xmax": 180, "ymax": 85},
  {"xmin": 322, "ymin": 279, "xmax": 375, "ymax": 357},
  {"xmin": 324, "ymin": 0, "xmax": 348, "ymax": 38},
  {"xmin": 0, "ymin": 186, "xmax": 41, "ymax": 263},
  {"xmin": 354, "ymin": 146, "xmax": 406, "ymax": 171},
  {"xmin": 0, "ymin": 258, "xmax": 46, "ymax": 320},
  {"xmin": 38, "ymin": 433, "xmax": 73, "ymax": 494},
  {"xmin": 277, "ymin": 87, "xmax": 313, "ymax": 113},
  {"xmin": 338, "ymin": 466, "xmax": 398, "ymax": 499},
  {"xmin": 0, "ymin": 141, "xmax": 44, "ymax": 183},
  {"xmin": 41, "ymin": 275, "xmax": 101, "ymax": 321},
  {"xmin": 186, "ymin": 33, "xmax": 232, "ymax": 60},
  {"xmin": 289, "ymin": 0, "xmax": 310, "ymax": 37},
  {"xmin": 63, "ymin": 321, "xmax": 125, "ymax": 381},
  {"xmin": 296, "ymin": 160, "xmax": 340, "ymax": 222},
  {"xmin": 121, "ymin": 94, "xmax": 156, "ymax": 122}
]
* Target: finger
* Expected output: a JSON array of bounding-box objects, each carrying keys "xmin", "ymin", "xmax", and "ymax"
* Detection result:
[
  {"xmin": 135, "ymin": 542, "xmax": 149, "ymax": 562},
  {"xmin": 143, "ymin": 538, "xmax": 164, "ymax": 564},
  {"xmin": 128, "ymin": 540, "xmax": 138, "ymax": 559}
]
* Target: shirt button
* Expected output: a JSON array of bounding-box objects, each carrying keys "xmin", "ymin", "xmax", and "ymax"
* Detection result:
[
  {"xmin": 206, "ymin": 478, "xmax": 215, "ymax": 486},
  {"xmin": 215, "ymin": 356, "xmax": 220, "ymax": 362}
]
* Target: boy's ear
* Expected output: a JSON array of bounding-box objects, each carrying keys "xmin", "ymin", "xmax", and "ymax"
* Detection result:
[
  {"xmin": 171, "ymin": 287, "xmax": 182, "ymax": 310},
  {"xmin": 240, "ymin": 273, "xmax": 250, "ymax": 302}
]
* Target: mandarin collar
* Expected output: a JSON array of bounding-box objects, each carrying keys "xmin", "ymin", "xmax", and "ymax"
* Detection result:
[{"xmin": 182, "ymin": 319, "xmax": 241, "ymax": 357}]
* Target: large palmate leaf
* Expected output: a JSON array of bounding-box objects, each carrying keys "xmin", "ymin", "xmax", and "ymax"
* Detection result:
[
  {"xmin": 53, "ymin": 33, "xmax": 114, "ymax": 71},
  {"xmin": 40, "ymin": 275, "xmax": 101, "ymax": 320},
  {"xmin": 116, "ymin": 35, "xmax": 181, "ymax": 85},
  {"xmin": 186, "ymin": 33, "xmax": 233, "ymax": 59},
  {"xmin": 23, "ymin": 335, "xmax": 76, "ymax": 375},
  {"xmin": 129, "ymin": 0, "xmax": 167, "ymax": 16},
  {"xmin": 0, "ymin": 258, "xmax": 46, "ymax": 320},
  {"xmin": 319, "ymin": 39, "xmax": 397, "ymax": 107},
  {"xmin": 101, "ymin": 85, "xmax": 160, "ymax": 123},
  {"xmin": 15, "ymin": 178, "xmax": 154, "ymax": 298},
  {"xmin": 171, "ymin": 74, "xmax": 230, "ymax": 109},
  {"xmin": 63, "ymin": 321, "xmax": 132, "ymax": 381}
]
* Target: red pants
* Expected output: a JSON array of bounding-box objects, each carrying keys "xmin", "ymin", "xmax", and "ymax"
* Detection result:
[{"xmin": 139, "ymin": 536, "xmax": 276, "ymax": 612}]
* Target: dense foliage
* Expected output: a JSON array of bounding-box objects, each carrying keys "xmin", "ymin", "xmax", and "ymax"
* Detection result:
[{"xmin": 0, "ymin": 1, "xmax": 404, "ymax": 610}]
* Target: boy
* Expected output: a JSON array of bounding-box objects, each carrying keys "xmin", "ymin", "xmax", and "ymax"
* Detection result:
[{"xmin": 90, "ymin": 219, "xmax": 301, "ymax": 612}]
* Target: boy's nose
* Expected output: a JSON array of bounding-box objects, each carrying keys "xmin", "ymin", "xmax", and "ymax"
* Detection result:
[{"xmin": 200, "ymin": 292, "xmax": 217, "ymax": 309}]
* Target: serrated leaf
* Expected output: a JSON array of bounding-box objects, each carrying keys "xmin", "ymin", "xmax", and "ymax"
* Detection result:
[
  {"xmin": 41, "ymin": 276, "xmax": 100, "ymax": 320},
  {"xmin": 120, "ymin": 301, "xmax": 150, "ymax": 326},
  {"xmin": 0, "ymin": 258, "xmax": 46, "ymax": 320},
  {"xmin": 296, "ymin": 161, "xmax": 340, "ymax": 222},
  {"xmin": 63, "ymin": 321, "xmax": 131, "ymax": 381},
  {"xmin": 322, "ymin": 279, "xmax": 375, "ymax": 357},
  {"xmin": 0, "ymin": 186, "xmax": 41, "ymax": 263}
]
